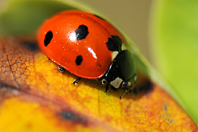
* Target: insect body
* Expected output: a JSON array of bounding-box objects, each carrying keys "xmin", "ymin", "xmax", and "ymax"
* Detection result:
[{"xmin": 37, "ymin": 10, "xmax": 137, "ymax": 99}]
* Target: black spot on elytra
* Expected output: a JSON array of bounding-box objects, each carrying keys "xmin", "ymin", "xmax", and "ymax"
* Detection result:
[
  {"xmin": 59, "ymin": 111, "xmax": 86, "ymax": 124},
  {"xmin": 106, "ymin": 36, "xmax": 122, "ymax": 52},
  {"xmin": 44, "ymin": 31, "xmax": 53, "ymax": 46},
  {"xmin": 75, "ymin": 25, "xmax": 89, "ymax": 41},
  {"xmin": 94, "ymin": 14, "xmax": 106, "ymax": 21},
  {"xmin": 75, "ymin": 55, "xmax": 83, "ymax": 65},
  {"xmin": 112, "ymin": 35, "xmax": 122, "ymax": 48},
  {"xmin": 106, "ymin": 38, "xmax": 115, "ymax": 51},
  {"xmin": 23, "ymin": 41, "xmax": 39, "ymax": 52}
]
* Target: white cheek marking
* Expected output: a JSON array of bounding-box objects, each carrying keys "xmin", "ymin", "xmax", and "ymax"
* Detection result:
[
  {"xmin": 111, "ymin": 51, "xmax": 119, "ymax": 61},
  {"xmin": 110, "ymin": 77, "xmax": 123, "ymax": 88}
]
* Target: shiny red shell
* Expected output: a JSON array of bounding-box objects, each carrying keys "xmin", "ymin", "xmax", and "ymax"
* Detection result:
[{"xmin": 37, "ymin": 10, "xmax": 124, "ymax": 79}]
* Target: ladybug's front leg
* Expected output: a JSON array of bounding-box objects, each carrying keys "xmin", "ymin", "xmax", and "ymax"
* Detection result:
[
  {"xmin": 119, "ymin": 85, "xmax": 136, "ymax": 100},
  {"xmin": 72, "ymin": 77, "xmax": 81, "ymax": 85},
  {"xmin": 119, "ymin": 73, "xmax": 138, "ymax": 99},
  {"xmin": 105, "ymin": 84, "xmax": 109, "ymax": 93},
  {"xmin": 58, "ymin": 65, "xmax": 81, "ymax": 85},
  {"xmin": 58, "ymin": 65, "xmax": 66, "ymax": 72}
]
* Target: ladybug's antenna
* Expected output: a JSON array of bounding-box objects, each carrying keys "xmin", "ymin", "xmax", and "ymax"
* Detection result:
[
  {"xmin": 119, "ymin": 85, "xmax": 136, "ymax": 100},
  {"xmin": 119, "ymin": 73, "xmax": 138, "ymax": 100}
]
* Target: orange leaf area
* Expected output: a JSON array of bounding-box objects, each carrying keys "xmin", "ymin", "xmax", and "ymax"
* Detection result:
[{"xmin": 0, "ymin": 37, "xmax": 197, "ymax": 132}]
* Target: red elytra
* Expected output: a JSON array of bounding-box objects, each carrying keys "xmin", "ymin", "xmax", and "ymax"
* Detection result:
[{"xmin": 37, "ymin": 10, "xmax": 125, "ymax": 79}]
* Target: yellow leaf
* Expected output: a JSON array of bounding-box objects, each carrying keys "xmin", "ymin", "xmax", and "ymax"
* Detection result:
[{"xmin": 0, "ymin": 37, "xmax": 197, "ymax": 131}]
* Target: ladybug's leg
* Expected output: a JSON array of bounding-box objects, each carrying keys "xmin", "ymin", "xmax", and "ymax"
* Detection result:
[
  {"xmin": 104, "ymin": 84, "xmax": 109, "ymax": 93},
  {"xmin": 58, "ymin": 65, "xmax": 66, "ymax": 72},
  {"xmin": 72, "ymin": 77, "xmax": 81, "ymax": 85},
  {"xmin": 119, "ymin": 85, "xmax": 136, "ymax": 100},
  {"xmin": 119, "ymin": 75, "xmax": 138, "ymax": 100}
]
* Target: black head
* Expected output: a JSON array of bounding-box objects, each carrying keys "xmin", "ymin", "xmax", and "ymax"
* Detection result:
[{"xmin": 100, "ymin": 50, "xmax": 136, "ymax": 89}]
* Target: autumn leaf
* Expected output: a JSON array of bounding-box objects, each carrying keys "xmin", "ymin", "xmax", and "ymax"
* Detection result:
[
  {"xmin": 0, "ymin": 0, "xmax": 197, "ymax": 131},
  {"xmin": 0, "ymin": 37, "xmax": 196, "ymax": 132},
  {"xmin": 151, "ymin": 0, "xmax": 198, "ymax": 124}
]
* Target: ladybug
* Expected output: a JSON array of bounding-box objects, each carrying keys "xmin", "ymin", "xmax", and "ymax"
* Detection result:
[{"xmin": 37, "ymin": 10, "xmax": 137, "ymax": 99}]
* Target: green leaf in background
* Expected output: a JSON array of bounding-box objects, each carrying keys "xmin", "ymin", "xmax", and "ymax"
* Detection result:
[
  {"xmin": 0, "ymin": 0, "xmax": 91, "ymax": 35},
  {"xmin": 151, "ymin": 0, "xmax": 198, "ymax": 125}
]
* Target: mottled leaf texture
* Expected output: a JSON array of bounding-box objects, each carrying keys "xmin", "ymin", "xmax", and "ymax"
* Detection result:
[{"xmin": 0, "ymin": 37, "xmax": 197, "ymax": 132}]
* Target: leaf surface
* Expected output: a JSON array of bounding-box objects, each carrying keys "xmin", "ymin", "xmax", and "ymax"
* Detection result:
[
  {"xmin": 151, "ymin": 0, "xmax": 198, "ymax": 124},
  {"xmin": 0, "ymin": 0, "xmax": 197, "ymax": 131},
  {"xmin": 0, "ymin": 37, "xmax": 196, "ymax": 132}
]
